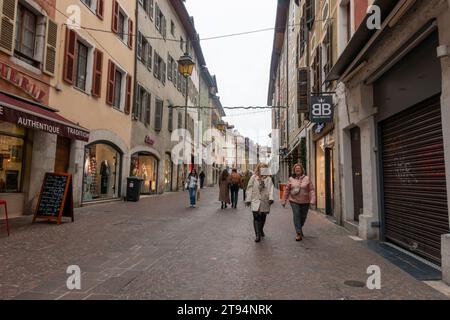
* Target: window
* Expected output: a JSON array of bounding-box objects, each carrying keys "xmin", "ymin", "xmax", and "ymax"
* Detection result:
[
  {"xmin": 0, "ymin": 122, "xmax": 26, "ymax": 193},
  {"xmin": 118, "ymin": 11, "xmax": 126, "ymax": 41},
  {"xmin": 155, "ymin": 4, "xmax": 166, "ymax": 38},
  {"xmin": 154, "ymin": 99, "xmax": 164, "ymax": 131},
  {"xmin": 153, "ymin": 51, "xmax": 165, "ymax": 84},
  {"xmin": 135, "ymin": 85, "xmax": 151, "ymax": 125},
  {"xmin": 139, "ymin": 0, "xmax": 154, "ymax": 19},
  {"xmin": 112, "ymin": 1, "xmax": 133, "ymax": 48},
  {"xmin": 75, "ymin": 41, "xmax": 89, "ymax": 91},
  {"xmin": 113, "ymin": 69, "xmax": 123, "ymax": 109},
  {"xmin": 15, "ymin": 4, "xmax": 38, "ymax": 67},
  {"xmin": 81, "ymin": 0, "xmax": 104, "ymax": 19}
]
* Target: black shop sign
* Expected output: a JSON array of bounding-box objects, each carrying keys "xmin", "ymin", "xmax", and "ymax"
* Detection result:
[{"xmin": 310, "ymin": 96, "xmax": 334, "ymax": 123}]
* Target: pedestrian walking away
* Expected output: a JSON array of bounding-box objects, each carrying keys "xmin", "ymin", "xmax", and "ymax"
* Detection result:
[
  {"xmin": 282, "ymin": 163, "xmax": 316, "ymax": 241},
  {"xmin": 199, "ymin": 171, "xmax": 206, "ymax": 189},
  {"xmin": 218, "ymin": 169, "xmax": 231, "ymax": 210},
  {"xmin": 230, "ymin": 168, "xmax": 241, "ymax": 209},
  {"xmin": 186, "ymin": 169, "xmax": 199, "ymax": 208},
  {"xmin": 241, "ymin": 171, "xmax": 252, "ymax": 202},
  {"xmin": 246, "ymin": 164, "xmax": 274, "ymax": 242}
]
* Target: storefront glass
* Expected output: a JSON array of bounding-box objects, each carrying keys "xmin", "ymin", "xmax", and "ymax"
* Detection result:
[
  {"xmin": 315, "ymin": 133, "xmax": 335, "ymax": 215},
  {"xmin": 130, "ymin": 153, "xmax": 158, "ymax": 194},
  {"xmin": 83, "ymin": 143, "xmax": 121, "ymax": 202},
  {"xmin": 0, "ymin": 122, "xmax": 26, "ymax": 193}
]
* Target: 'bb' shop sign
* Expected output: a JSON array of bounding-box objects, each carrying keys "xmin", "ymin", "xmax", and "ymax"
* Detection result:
[{"xmin": 310, "ymin": 96, "xmax": 334, "ymax": 123}]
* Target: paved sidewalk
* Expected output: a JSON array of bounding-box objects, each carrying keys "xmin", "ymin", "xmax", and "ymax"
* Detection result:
[{"xmin": 0, "ymin": 187, "xmax": 447, "ymax": 300}]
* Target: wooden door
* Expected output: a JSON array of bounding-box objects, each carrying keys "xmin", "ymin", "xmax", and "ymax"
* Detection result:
[{"xmin": 350, "ymin": 127, "xmax": 363, "ymax": 222}]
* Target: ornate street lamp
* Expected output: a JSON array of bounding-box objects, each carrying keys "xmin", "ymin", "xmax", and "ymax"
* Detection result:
[{"xmin": 178, "ymin": 52, "xmax": 195, "ymax": 187}]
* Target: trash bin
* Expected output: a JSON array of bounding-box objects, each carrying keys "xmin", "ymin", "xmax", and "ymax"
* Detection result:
[{"xmin": 126, "ymin": 177, "xmax": 143, "ymax": 202}]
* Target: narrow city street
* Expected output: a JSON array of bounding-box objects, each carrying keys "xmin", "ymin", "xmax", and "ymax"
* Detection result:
[{"xmin": 0, "ymin": 188, "xmax": 447, "ymax": 300}]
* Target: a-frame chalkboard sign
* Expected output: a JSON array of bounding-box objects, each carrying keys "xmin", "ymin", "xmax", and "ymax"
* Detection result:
[{"xmin": 33, "ymin": 173, "xmax": 74, "ymax": 225}]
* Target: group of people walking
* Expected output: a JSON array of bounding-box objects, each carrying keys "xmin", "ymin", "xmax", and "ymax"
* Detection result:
[
  {"xmin": 187, "ymin": 163, "xmax": 316, "ymax": 243},
  {"xmin": 218, "ymin": 163, "xmax": 316, "ymax": 243},
  {"xmin": 218, "ymin": 169, "xmax": 252, "ymax": 209}
]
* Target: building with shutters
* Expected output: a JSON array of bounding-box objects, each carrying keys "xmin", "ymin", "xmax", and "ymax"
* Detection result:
[
  {"xmin": 132, "ymin": 0, "xmax": 224, "ymax": 194},
  {"xmin": 268, "ymin": 0, "xmax": 341, "ymax": 221},
  {"xmin": 0, "ymin": 0, "xmax": 91, "ymax": 217},
  {"xmin": 326, "ymin": 0, "xmax": 450, "ymax": 277},
  {"xmin": 48, "ymin": 0, "xmax": 136, "ymax": 206}
]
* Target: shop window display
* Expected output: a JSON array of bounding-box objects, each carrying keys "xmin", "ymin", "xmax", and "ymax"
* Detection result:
[
  {"xmin": 164, "ymin": 153, "xmax": 173, "ymax": 192},
  {"xmin": 83, "ymin": 143, "xmax": 121, "ymax": 201},
  {"xmin": 0, "ymin": 122, "xmax": 26, "ymax": 193},
  {"xmin": 130, "ymin": 153, "xmax": 158, "ymax": 194}
]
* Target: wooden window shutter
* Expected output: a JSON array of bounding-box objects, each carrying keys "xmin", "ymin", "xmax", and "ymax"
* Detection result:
[
  {"xmin": 147, "ymin": 44, "xmax": 152, "ymax": 71},
  {"xmin": 297, "ymin": 68, "xmax": 309, "ymax": 113},
  {"xmin": 63, "ymin": 27, "xmax": 78, "ymax": 84},
  {"xmin": 325, "ymin": 24, "xmax": 333, "ymax": 76},
  {"xmin": 161, "ymin": 60, "xmax": 166, "ymax": 85},
  {"xmin": 125, "ymin": 74, "xmax": 132, "ymax": 114},
  {"xmin": 92, "ymin": 49, "xmax": 103, "ymax": 97},
  {"xmin": 137, "ymin": 32, "xmax": 142, "ymax": 60},
  {"xmin": 128, "ymin": 19, "xmax": 133, "ymax": 49},
  {"xmin": 106, "ymin": 60, "xmax": 116, "ymax": 105},
  {"xmin": 134, "ymin": 85, "xmax": 141, "ymax": 120},
  {"xmin": 111, "ymin": 0, "xmax": 119, "ymax": 33},
  {"xmin": 0, "ymin": 0, "xmax": 18, "ymax": 55},
  {"xmin": 168, "ymin": 106, "xmax": 173, "ymax": 132},
  {"xmin": 145, "ymin": 93, "xmax": 151, "ymax": 125},
  {"xmin": 154, "ymin": 99, "xmax": 163, "ymax": 131},
  {"xmin": 44, "ymin": 19, "xmax": 58, "ymax": 76},
  {"xmin": 96, "ymin": 0, "xmax": 104, "ymax": 20}
]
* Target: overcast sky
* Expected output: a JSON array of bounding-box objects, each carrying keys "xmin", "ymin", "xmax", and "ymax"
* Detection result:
[{"xmin": 185, "ymin": 0, "xmax": 277, "ymax": 147}]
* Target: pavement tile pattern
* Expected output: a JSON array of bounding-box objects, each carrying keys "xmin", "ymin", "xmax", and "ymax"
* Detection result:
[{"xmin": 0, "ymin": 188, "xmax": 447, "ymax": 300}]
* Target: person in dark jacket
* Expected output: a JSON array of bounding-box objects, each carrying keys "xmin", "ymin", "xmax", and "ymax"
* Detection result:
[{"xmin": 199, "ymin": 171, "xmax": 206, "ymax": 189}]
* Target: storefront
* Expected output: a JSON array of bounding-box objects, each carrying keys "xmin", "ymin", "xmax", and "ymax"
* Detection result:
[
  {"xmin": 313, "ymin": 123, "xmax": 335, "ymax": 216},
  {"xmin": 130, "ymin": 152, "xmax": 158, "ymax": 195},
  {"xmin": 0, "ymin": 91, "xmax": 89, "ymax": 217},
  {"xmin": 83, "ymin": 142, "xmax": 122, "ymax": 202}
]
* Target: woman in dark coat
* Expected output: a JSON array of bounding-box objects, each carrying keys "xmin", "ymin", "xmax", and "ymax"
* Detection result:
[{"xmin": 219, "ymin": 169, "xmax": 231, "ymax": 209}]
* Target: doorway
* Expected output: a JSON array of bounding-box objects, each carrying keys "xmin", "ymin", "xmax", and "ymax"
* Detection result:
[{"xmin": 350, "ymin": 127, "xmax": 363, "ymax": 222}]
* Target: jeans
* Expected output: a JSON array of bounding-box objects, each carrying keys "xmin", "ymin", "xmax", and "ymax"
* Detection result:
[
  {"xmin": 188, "ymin": 188, "xmax": 196, "ymax": 206},
  {"xmin": 230, "ymin": 184, "xmax": 240, "ymax": 207},
  {"xmin": 290, "ymin": 202, "xmax": 310, "ymax": 235}
]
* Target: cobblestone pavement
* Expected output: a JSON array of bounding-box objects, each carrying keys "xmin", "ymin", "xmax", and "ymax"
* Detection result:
[{"xmin": 0, "ymin": 188, "xmax": 447, "ymax": 300}]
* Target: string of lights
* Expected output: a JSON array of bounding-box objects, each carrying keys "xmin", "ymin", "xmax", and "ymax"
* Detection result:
[{"xmin": 169, "ymin": 106, "xmax": 287, "ymax": 110}]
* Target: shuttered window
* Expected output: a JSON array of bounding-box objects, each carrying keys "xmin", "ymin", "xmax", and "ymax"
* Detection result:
[
  {"xmin": 128, "ymin": 19, "xmax": 133, "ymax": 49},
  {"xmin": 177, "ymin": 112, "xmax": 182, "ymax": 129},
  {"xmin": 63, "ymin": 27, "xmax": 77, "ymax": 84},
  {"xmin": 75, "ymin": 40, "xmax": 89, "ymax": 91},
  {"xmin": 125, "ymin": 74, "xmax": 132, "ymax": 114},
  {"xmin": 297, "ymin": 68, "xmax": 309, "ymax": 114},
  {"xmin": 106, "ymin": 60, "xmax": 116, "ymax": 105},
  {"xmin": 0, "ymin": 0, "xmax": 18, "ymax": 56},
  {"xmin": 154, "ymin": 99, "xmax": 164, "ymax": 131},
  {"xmin": 44, "ymin": 19, "xmax": 57, "ymax": 76},
  {"xmin": 92, "ymin": 48, "xmax": 103, "ymax": 97},
  {"xmin": 96, "ymin": 0, "xmax": 104, "ymax": 20},
  {"xmin": 168, "ymin": 106, "xmax": 173, "ymax": 132},
  {"xmin": 305, "ymin": 0, "xmax": 315, "ymax": 30},
  {"xmin": 111, "ymin": 0, "xmax": 119, "ymax": 33}
]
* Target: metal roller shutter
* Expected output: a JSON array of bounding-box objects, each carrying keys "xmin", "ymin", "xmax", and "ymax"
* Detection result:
[{"xmin": 381, "ymin": 95, "xmax": 449, "ymax": 266}]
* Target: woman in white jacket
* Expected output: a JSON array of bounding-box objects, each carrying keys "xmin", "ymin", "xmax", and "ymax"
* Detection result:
[{"xmin": 245, "ymin": 163, "xmax": 274, "ymax": 242}]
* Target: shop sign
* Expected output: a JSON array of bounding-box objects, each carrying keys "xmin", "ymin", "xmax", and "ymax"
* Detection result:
[
  {"xmin": 310, "ymin": 96, "xmax": 334, "ymax": 123},
  {"xmin": 0, "ymin": 62, "xmax": 46, "ymax": 102},
  {"xmin": 0, "ymin": 104, "xmax": 89, "ymax": 141},
  {"xmin": 145, "ymin": 136, "xmax": 155, "ymax": 146}
]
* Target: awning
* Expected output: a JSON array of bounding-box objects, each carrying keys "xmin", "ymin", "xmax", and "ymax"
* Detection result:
[{"xmin": 0, "ymin": 91, "xmax": 89, "ymax": 141}]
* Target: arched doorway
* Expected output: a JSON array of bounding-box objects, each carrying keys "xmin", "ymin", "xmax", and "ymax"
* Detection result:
[
  {"xmin": 130, "ymin": 152, "xmax": 158, "ymax": 195},
  {"xmin": 83, "ymin": 141, "xmax": 123, "ymax": 202}
]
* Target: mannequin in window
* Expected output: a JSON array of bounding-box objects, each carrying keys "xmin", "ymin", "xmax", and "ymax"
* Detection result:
[{"xmin": 100, "ymin": 160, "xmax": 110, "ymax": 194}]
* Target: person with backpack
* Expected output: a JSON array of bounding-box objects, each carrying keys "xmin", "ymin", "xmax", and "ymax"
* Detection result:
[{"xmin": 230, "ymin": 168, "xmax": 242, "ymax": 209}]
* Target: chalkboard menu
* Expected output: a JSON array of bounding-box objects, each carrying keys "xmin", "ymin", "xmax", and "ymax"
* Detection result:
[{"xmin": 33, "ymin": 173, "xmax": 74, "ymax": 225}]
